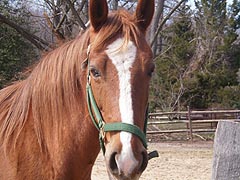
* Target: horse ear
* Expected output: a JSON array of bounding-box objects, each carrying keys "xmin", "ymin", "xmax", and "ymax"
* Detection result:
[
  {"xmin": 135, "ymin": 0, "xmax": 155, "ymax": 32},
  {"xmin": 89, "ymin": 0, "xmax": 108, "ymax": 31}
]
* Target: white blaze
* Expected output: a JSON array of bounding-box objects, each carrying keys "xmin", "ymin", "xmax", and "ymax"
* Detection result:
[{"xmin": 106, "ymin": 38, "xmax": 138, "ymax": 171}]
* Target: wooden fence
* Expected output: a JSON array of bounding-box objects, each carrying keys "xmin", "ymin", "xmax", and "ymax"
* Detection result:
[{"xmin": 147, "ymin": 108, "xmax": 240, "ymax": 141}]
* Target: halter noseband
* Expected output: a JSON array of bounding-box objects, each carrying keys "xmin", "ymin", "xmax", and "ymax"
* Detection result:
[{"xmin": 85, "ymin": 45, "xmax": 148, "ymax": 154}]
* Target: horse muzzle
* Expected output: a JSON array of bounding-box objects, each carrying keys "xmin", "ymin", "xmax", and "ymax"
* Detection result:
[{"xmin": 104, "ymin": 135, "xmax": 148, "ymax": 180}]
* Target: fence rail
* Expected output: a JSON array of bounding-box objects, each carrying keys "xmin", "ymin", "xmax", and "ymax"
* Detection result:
[{"xmin": 147, "ymin": 108, "xmax": 240, "ymax": 141}]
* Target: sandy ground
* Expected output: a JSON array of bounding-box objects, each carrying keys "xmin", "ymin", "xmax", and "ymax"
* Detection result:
[{"xmin": 91, "ymin": 142, "xmax": 213, "ymax": 180}]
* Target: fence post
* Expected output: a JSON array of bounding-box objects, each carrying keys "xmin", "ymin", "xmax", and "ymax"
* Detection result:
[
  {"xmin": 187, "ymin": 106, "xmax": 193, "ymax": 141},
  {"xmin": 212, "ymin": 121, "xmax": 240, "ymax": 180}
]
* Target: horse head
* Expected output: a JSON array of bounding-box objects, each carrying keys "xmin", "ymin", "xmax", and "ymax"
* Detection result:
[{"xmin": 84, "ymin": 0, "xmax": 155, "ymax": 179}]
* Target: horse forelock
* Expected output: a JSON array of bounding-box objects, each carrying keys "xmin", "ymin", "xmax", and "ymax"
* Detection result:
[
  {"xmin": 91, "ymin": 10, "xmax": 142, "ymax": 51},
  {"xmin": 0, "ymin": 9, "xmax": 144, "ymax": 153}
]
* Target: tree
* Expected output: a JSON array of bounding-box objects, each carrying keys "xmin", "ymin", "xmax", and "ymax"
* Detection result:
[
  {"xmin": 0, "ymin": 0, "xmax": 37, "ymax": 88},
  {"xmin": 181, "ymin": 0, "xmax": 240, "ymax": 109},
  {"xmin": 237, "ymin": 69, "xmax": 240, "ymax": 84},
  {"xmin": 150, "ymin": 0, "xmax": 240, "ymax": 111},
  {"xmin": 150, "ymin": 3, "xmax": 194, "ymax": 111}
]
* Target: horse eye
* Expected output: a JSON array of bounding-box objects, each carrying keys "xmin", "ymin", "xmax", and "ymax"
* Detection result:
[{"xmin": 90, "ymin": 68, "xmax": 101, "ymax": 78}]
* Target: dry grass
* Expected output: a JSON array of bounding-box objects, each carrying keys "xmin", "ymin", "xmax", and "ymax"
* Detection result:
[{"xmin": 92, "ymin": 142, "xmax": 213, "ymax": 180}]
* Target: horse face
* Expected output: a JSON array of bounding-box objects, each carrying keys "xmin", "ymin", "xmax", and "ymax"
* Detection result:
[
  {"xmin": 92, "ymin": 38, "xmax": 154, "ymax": 179},
  {"xmin": 88, "ymin": 0, "xmax": 154, "ymax": 179}
]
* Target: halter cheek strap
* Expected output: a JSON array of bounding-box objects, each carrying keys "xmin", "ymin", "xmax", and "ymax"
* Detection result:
[{"xmin": 86, "ymin": 77, "xmax": 147, "ymax": 154}]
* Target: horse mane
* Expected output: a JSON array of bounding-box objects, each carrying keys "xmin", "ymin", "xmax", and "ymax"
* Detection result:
[{"xmin": 0, "ymin": 9, "xmax": 142, "ymax": 152}]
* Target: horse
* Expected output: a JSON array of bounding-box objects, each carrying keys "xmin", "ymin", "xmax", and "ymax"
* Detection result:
[{"xmin": 0, "ymin": 0, "xmax": 155, "ymax": 179}]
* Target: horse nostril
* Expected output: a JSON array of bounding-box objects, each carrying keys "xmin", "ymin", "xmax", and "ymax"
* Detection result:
[
  {"xmin": 107, "ymin": 149, "xmax": 148, "ymax": 178},
  {"xmin": 140, "ymin": 151, "xmax": 148, "ymax": 173},
  {"xmin": 109, "ymin": 152, "xmax": 118, "ymax": 174}
]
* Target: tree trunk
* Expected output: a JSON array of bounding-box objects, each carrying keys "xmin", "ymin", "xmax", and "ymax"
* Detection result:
[
  {"xmin": 150, "ymin": 0, "xmax": 187, "ymax": 57},
  {"xmin": 112, "ymin": 0, "xmax": 118, "ymax": 10},
  {"xmin": 150, "ymin": 0, "xmax": 164, "ymax": 57}
]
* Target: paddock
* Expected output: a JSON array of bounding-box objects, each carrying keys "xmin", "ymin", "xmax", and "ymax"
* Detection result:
[
  {"xmin": 91, "ymin": 109, "xmax": 240, "ymax": 179},
  {"xmin": 92, "ymin": 142, "xmax": 213, "ymax": 180}
]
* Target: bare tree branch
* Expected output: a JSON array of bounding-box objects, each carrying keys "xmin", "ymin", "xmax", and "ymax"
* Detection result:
[
  {"xmin": 150, "ymin": 0, "xmax": 187, "ymax": 47},
  {"xmin": 77, "ymin": 0, "xmax": 87, "ymax": 12},
  {"xmin": 55, "ymin": 9, "xmax": 70, "ymax": 31},
  {"xmin": 64, "ymin": 0, "xmax": 86, "ymax": 30},
  {"xmin": 0, "ymin": 13, "xmax": 50, "ymax": 50},
  {"xmin": 43, "ymin": 12, "xmax": 65, "ymax": 45}
]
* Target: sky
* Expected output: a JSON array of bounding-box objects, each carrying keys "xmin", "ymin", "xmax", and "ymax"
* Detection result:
[{"xmin": 188, "ymin": 0, "xmax": 234, "ymax": 9}]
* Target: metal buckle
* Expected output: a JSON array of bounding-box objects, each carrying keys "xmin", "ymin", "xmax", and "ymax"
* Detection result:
[{"xmin": 99, "ymin": 121, "xmax": 105, "ymax": 139}]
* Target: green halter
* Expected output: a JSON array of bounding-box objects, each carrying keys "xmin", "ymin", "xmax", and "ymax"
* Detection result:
[{"xmin": 85, "ymin": 45, "xmax": 158, "ymax": 160}]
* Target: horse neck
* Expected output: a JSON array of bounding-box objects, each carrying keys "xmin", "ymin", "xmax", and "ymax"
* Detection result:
[
  {"xmin": 0, "ymin": 30, "xmax": 101, "ymax": 178},
  {"xmin": 46, "ymin": 109, "xmax": 100, "ymax": 179},
  {"xmin": 40, "ymin": 86, "xmax": 100, "ymax": 178}
]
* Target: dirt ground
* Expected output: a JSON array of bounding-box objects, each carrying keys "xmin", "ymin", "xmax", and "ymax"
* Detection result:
[{"xmin": 91, "ymin": 141, "xmax": 213, "ymax": 180}]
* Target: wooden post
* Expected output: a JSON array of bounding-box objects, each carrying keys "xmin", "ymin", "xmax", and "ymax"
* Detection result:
[
  {"xmin": 187, "ymin": 106, "xmax": 193, "ymax": 141},
  {"xmin": 212, "ymin": 121, "xmax": 240, "ymax": 180},
  {"xmin": 210, "ymin": 112, "xmax": 213, "ymax": 129}
]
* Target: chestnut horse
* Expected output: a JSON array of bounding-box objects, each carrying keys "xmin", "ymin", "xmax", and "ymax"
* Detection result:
[{"xmin": 0, "ymin": 0, "xmax": 155, "ymax": 179}]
